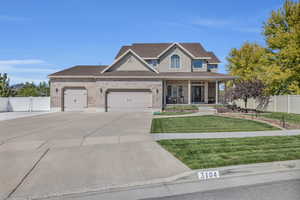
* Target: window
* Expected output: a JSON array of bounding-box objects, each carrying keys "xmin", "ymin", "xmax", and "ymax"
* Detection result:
[
  {"xmin": 172, "ymin": 86, "xmax": 178, "ymax": 97},
  {"xmin": 208, "ymin": 64, "xmax": 218, "ymax": 69},
  {"xmin": 147, "ymin": 59, "xmax": 158, "ymax": 68},
  {"xmin": 178, "ymin": 86, "xmax": 183, "ymax": 97},
  {"xmin": 167, "ymin": 85, "xmax": 172, "ymax": 96},
  {"xmin": 171, "ymin": 54, "xmax": 180, "ymax": 68},
  {"xmin": 167, "ymin": 85, "xmax": 183, "ymax": 97},
  {"xmin": 192, "ymin": 60, "xmax": 203, "ymax": 68}
]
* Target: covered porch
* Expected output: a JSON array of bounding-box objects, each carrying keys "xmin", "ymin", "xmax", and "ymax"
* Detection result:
[{"xmin": 163, "ymin": 80, "xmax": 226, "ymax": 107}]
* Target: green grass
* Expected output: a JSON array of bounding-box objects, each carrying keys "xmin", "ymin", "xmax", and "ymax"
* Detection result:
[
  {"xmin": 164, "ymin": 105, "xmax": 198, "ymax": 111},
  {"xmin": 158, "ymin": 135, "xmax": 300, "ymax": 169},
  {"xmin": 256, "ymin": 112, "xmax": 300, "ymax": 125},
  {"xmin": 154, "ymin": 112, "xmax": 194, "ymax": 116},
  {"xmin": 151, "ymin": 115, "xmax": 279, "ymax": 133}
]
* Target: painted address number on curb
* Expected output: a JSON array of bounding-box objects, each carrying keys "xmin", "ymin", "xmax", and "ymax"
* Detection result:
[{"xmin": 198, "ymin": 171, "xmax": 220, "ymax": 180}]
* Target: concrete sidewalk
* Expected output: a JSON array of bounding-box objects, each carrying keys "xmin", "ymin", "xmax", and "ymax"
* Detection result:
[
  {"xmin": 38, "ymin": 160, "xmax": 300, "ymax": 200},
  {"xmin": 153, "ymin": 110, "xmax": 216, "ymax": 119},
  {"xmin": 0, "ymin": 112, "xmax": 50, "ymax": 121},
  {"xmin": 153, "ymin": 129, "xmax": 300, "ymax": 140}
]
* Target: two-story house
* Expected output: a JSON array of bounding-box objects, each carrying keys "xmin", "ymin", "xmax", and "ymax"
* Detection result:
[{"xmin": 49, "ymin": 42, "xmax": 236, "ymax": 112}]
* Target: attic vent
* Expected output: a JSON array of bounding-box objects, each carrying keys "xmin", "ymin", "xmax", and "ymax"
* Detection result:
[{"xmin": 127, "ymin": 56, "xmax": 133, "ymax": 63}]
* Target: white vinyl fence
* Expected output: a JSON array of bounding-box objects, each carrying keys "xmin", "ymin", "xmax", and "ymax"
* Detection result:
[
  {"xmin": 0, "ymin": 97, "xmax": 50, "ymax": 112},
  {"xmin": 234, "ymin": 95, "xmax": 300, "ymax": 114}
]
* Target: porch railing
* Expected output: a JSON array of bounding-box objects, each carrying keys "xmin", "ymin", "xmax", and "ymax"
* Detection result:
[{"xmin": 166, "ymin": 96, "xmax": 185, "ymax": 104}]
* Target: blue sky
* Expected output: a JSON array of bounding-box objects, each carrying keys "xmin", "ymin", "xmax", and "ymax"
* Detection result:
[{"xmin": 0, "ymin": 0, "xmax": 284, "ymax": 84}]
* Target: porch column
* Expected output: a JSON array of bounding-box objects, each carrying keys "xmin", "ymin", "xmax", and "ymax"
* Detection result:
[
  {"xmin": 204, "ymin": 82, "xmax": 208, "ymax": 103},
  {"xmin": 188, "ymin": 80, "xmax": 191, "ymax": 104},
  {"xmin": 215, "ymin": 80, "xmax": 219, "ymax": 104},
  {"xmin": 163, "ymin": 80, "xmax": 167, "ymax": 107}
]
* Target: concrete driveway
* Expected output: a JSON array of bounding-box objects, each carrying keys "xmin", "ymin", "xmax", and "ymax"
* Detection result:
[{"xmin": 0, "ymin": 112, "xmax": 189, "ymax": 200}]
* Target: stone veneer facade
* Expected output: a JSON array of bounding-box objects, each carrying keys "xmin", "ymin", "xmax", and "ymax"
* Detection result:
[{"xmin": 50, "ymin": 78, "xmax": 163, "ymax": 112}]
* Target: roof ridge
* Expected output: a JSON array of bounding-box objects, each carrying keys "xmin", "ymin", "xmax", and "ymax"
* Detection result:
[
  {"xmin": 73, "ymin": 65, "xmax": 108, "ymax": 67},
  {"xmin": 132, "ymin": 43, "xmax": 171, "ymax": 45}
]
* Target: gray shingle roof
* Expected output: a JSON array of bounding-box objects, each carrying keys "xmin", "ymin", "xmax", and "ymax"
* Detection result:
[
  {"xmin": 49, "ymin": 65, "xmax": 107, "ymax": 76},
  {"xmin": 115, "ymin": 43, "xmax": 219, "ymax": 63}
]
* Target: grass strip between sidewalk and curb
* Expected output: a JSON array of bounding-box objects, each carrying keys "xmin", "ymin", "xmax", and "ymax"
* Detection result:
[
  {"xmin": 158, "ymin": 135, "xmax": 300, "ymax": 169},
  {"xmin": 151, "ymin": 115, "xmax": 279, "ymax": 133}
]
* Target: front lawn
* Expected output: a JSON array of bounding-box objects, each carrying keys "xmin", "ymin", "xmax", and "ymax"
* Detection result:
[
  {"xmin": 154, "ymin": 112, "xmax": 193, "ymax": 116},
  {"xmin": 158, "ymin": 135, "xmax": 300, "ymax": 169},
  {"xmin": 151, "ymin": 115, "xmax": 279, "ymax": 133},
  {"xmin": 257, "ymin": 112, "xmax": 300, "ymax": 125}
]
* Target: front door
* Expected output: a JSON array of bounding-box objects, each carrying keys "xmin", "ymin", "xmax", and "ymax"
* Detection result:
[{"xmin": 192, "ymin": 86, "xmax": 204, "ymax": 103}]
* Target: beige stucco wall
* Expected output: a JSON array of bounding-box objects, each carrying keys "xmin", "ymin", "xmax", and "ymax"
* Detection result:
[
  {"xmin": 50, "ymin": 78, "xmax": 163, "ymax": 112},
  {"xmin": 158, "ymin": 46, "xmax": 192, "ymax": 72},
  {"xmin": 108, "ymin": 53, "xmax": 149, "ymax": 72}
]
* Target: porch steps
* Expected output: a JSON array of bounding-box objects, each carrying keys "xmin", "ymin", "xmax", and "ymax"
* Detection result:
[{"xmin": 197, "ymin": 106, "xmax": 217, "ymax": 114}]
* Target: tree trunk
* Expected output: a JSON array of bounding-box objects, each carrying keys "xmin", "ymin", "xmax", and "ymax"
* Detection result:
[{"xmin": 244, "ymin": 98, "xmax": 248, "ymax": 109}]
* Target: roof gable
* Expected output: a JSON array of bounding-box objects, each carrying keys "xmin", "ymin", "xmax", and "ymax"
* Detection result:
[
  {"xmin": 102, "ymin": 49, "xmax": 159, "ymax": 74},
  {"xmin": 157, "ymin": 43, "xmax": 196, "ymax": 58}
]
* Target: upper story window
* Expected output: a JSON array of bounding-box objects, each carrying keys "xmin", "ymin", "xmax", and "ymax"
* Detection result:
[
  {"xmin": 171, "ymin": 54, "xmax": 180, "ymax": 68},
  {"xmin": 208, "ymin": 64, "xmax": 218, "ymax": 70},
  {"xmin": 147, "ymin": 59, "xmax": 158, "ymax": 68},
  {"xmin": 192, "ymin": 60, "xmax": 203, "ymax": 68}
]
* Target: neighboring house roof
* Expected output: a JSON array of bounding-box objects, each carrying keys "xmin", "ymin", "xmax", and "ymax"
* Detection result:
[
  {"xmin": 115, "ymin": 42, "xmax": 219, "ymax": 63},
  {"xmin": 49, "ymin": 65, "xmax": 236, "ymax": 80}
]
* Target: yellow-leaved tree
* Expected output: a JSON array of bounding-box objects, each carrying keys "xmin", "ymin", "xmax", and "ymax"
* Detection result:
[{"xmin": 263, "ymin": 0, "xmax": 300, "ymax": 94}]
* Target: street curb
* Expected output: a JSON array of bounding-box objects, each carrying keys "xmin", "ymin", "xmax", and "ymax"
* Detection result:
[{"xmin": 11, "ymin": 160, "xmax": 300, "ymax": 200}]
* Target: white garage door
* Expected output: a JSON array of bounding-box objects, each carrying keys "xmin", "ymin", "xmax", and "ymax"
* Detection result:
[
  {"xmin": 107, "ymin": 90, "xmax": 152, "ymax": 112},
  {"xmin": 64, "ymin": 88, "xmax": 87, "ymax": 111}
]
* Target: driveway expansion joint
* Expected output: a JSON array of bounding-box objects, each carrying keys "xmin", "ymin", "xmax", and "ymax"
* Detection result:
[{"xmin": 6, "ymin": 148, "xmax": 50, "ymax": 200}]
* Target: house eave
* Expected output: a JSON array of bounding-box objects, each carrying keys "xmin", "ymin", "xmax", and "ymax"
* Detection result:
[{"xmin": 49, "ymin": 75, "xmax": 237, "ymax": 81}]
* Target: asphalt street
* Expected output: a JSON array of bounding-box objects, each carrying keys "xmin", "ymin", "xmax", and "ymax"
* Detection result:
[{"xmin": 143, "ymin": 179, "xmax": 300, "ymax": 200}]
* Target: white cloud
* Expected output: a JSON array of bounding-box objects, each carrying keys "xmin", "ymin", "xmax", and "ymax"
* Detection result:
[
  {"xmin": 0, "ymin": 59, "xmax": 58, "ymax": 84},
  {"xmin": 0, "ymin": 59, "xmax": 58, "ymax": 73},
  {"xmin": 0, "ymin": 65, "xmax": 56, "ymax": 73},
  {"xmin": 233, "ymin": 27, "xmax": 261, "ymax": 33},
  {"xmin": 0, "ymin": 15, "xmax": 28, "ymax": 22},
  {"xmin": 9, "ymin": 76, "xmax": 47, "ymax": 84},
  {"xmin": 163, "ymin": 18, "xmax": 261, "ymax": 34},
  {"xmin": 0, "ymin": 59, "xmax": 45, "ymax": 65},
  {"xmin": 191, "ymin": 18, "xmax": 232, "ymax": 27}
]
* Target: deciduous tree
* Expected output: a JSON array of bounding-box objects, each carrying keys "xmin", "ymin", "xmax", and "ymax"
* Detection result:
[
  {"xmin": 263, "ymin": 0, "xmax": 300, "ymax": 94},
  {"xmin": 0, "ymin": 73, "xmax": 15, "ymax": 97},
  {"xmin": 226, "ymin": 80, "xmax": 266, "ymax": 109}
]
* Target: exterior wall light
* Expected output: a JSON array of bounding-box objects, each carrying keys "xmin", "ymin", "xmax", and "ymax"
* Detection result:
[
  {"xmin": 55, "ymin": 88, "xmax": 59, "ymax": 93},
  {"xmin": 100, "ymin": 88, "xmax": 103, "ymax": 94},
  {"xmin": 156, "ymin": 89, "xmax": 159, "ymax": 94}
]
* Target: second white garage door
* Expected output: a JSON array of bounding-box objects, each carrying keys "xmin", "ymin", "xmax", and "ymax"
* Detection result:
[{"xmin": 107, "ymin": 90, "xmax": 152, "ymax": 112}]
